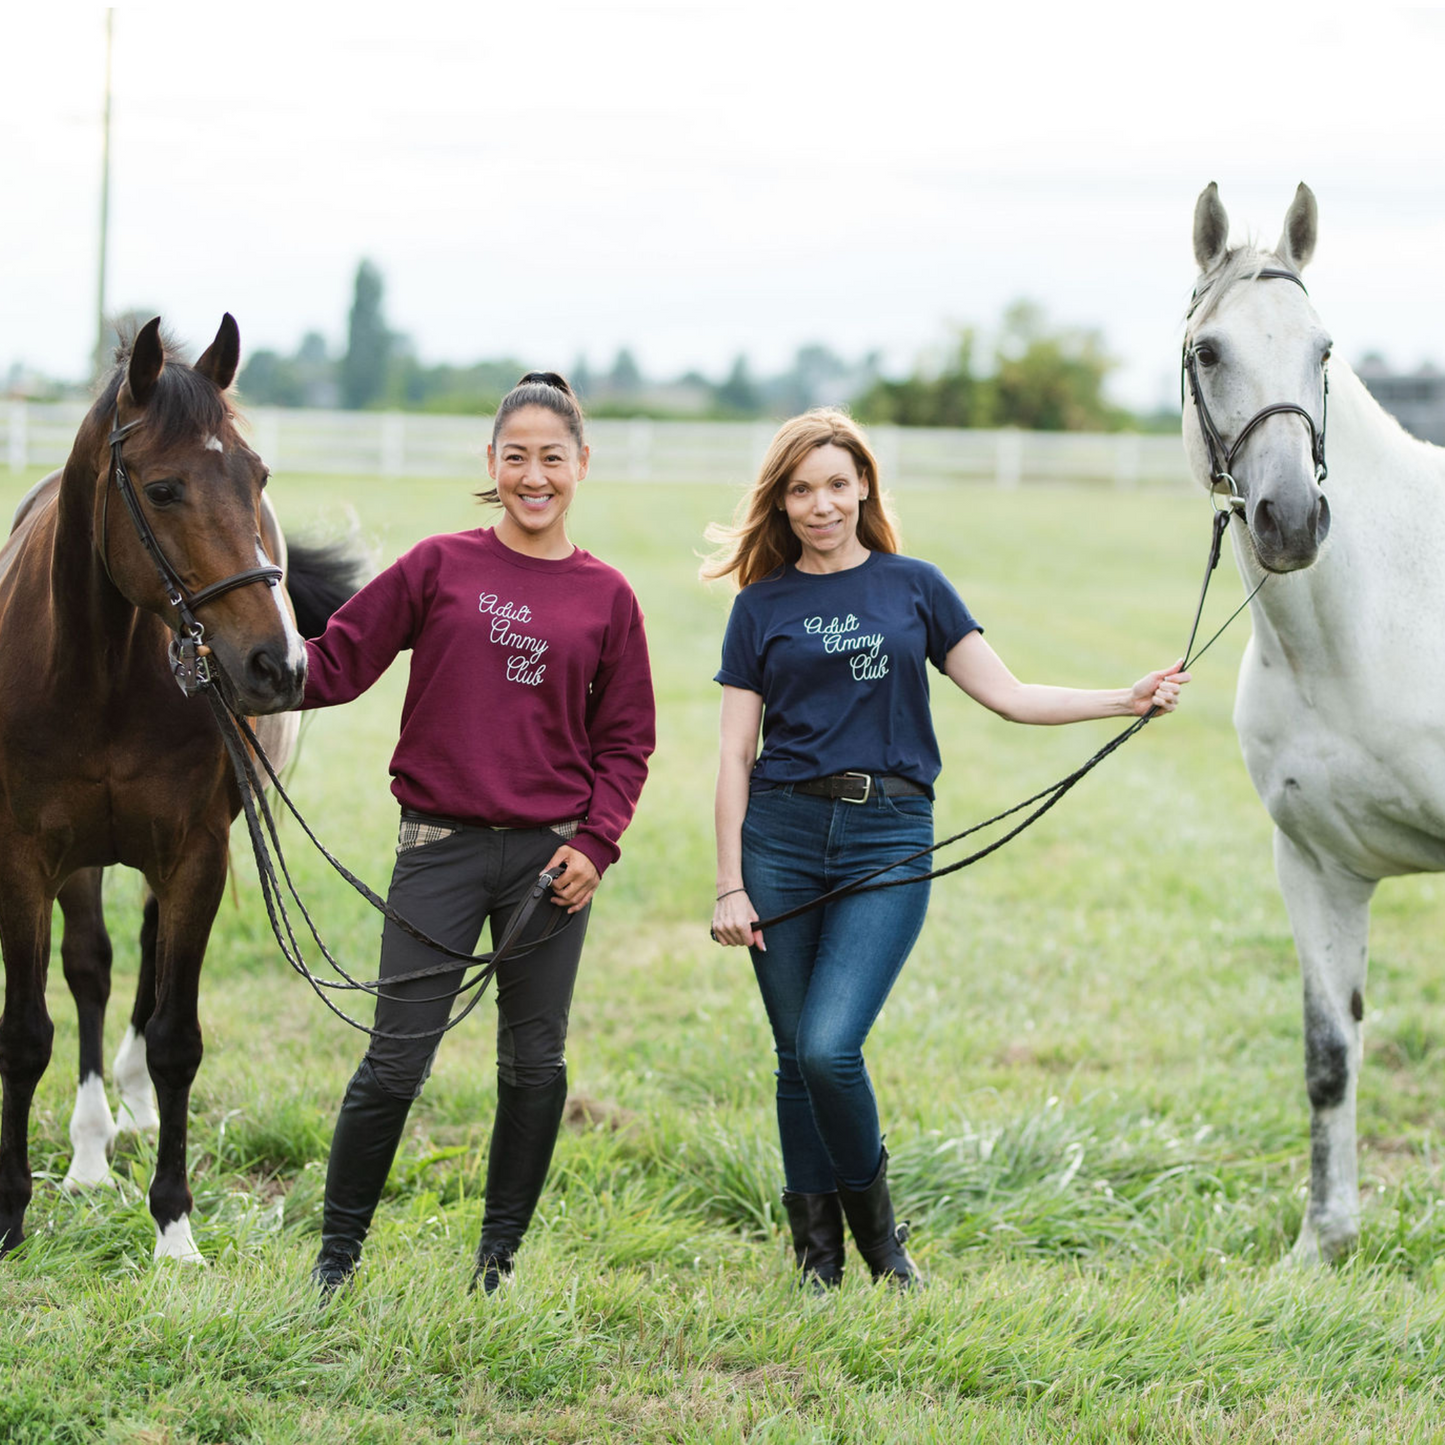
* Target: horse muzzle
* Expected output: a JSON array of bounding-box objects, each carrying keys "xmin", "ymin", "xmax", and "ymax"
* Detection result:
[{"xmin": 1247, "ymin": 485, "xmax": 1331, "ymax": 573}]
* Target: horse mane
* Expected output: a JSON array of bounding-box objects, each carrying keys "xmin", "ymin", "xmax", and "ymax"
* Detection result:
[
  {"xmin": 94, "ymin": 326, "xmax": 239, "ymax": 452},
  {"xmin": 1186, "ymin": 243, "xmax": 1288, "ymax": 330}
]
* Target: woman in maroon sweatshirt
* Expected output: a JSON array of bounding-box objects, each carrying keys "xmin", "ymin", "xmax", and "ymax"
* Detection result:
[{"xmin": 304, "ymin": 373, "xmax": 655, "ymax": 1295}]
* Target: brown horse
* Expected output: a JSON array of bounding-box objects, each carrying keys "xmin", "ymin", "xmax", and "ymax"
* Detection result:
[{"xmin": 0, "ymin": 315, "xmax": 356, "ymax": 1261}]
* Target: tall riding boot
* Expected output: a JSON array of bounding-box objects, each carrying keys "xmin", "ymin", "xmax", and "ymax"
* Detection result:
[
  {"xmin": 311, "ymin": 1059, "xmax": 414, "ymax": 1295},
  {"xmin": 472, "ymin": 1068, "xmax": 569, "ymax": 1294},
  {"xmin": 836, "ymin": 1148, "xmax": 923, "ymax": 1288},
  {"xmin": 781, "ymin": 1190, "xmax": 846, "ymax": 1289}
]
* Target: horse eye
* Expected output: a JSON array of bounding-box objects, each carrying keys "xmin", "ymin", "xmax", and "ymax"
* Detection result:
[
  {"xmin": 1195, "ymin": 344, "xmax": 1219, "ymax": 368},
  {"xmin": 144, "ymin": 481, "xmax": 183, "ymax": 507},
  {"xmin": 1321, "ymin": 347, "xmax": 1332, "ymax": 366}
]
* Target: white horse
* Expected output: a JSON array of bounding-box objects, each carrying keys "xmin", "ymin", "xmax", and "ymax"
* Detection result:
[{"xmin": 1182, "ymin": 181, "xmax": 1445, "ymax": 1264}]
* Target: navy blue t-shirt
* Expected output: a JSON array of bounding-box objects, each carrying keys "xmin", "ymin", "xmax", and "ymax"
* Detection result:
[{"xmin": 715, "ymin": 551, "xmax": 981, "ymax": 794}]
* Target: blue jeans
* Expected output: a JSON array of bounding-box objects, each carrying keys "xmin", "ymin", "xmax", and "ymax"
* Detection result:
[{"xmin": 741, "ymin": 785, "xmax": 933, "ymax": 1193}]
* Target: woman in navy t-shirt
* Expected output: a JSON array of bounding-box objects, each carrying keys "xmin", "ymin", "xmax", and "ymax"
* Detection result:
[{"xmin": 705, "ymin": 410, "xmax": 1187, "ymax": 1290}]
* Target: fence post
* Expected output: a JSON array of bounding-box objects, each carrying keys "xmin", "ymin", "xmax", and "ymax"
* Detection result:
[
  {"xmin": 995, "ymin": 429, "xmax": 1022, "ymax": 489},
  {"xmin": 253, "ymin": 409, "xmax": 282, "ymax": 473},
  {"xmin": 381, "ymin": 412, "xmax": 406, "ymax": 477},
  {"xmin": 627, "ymin": 418, "xmax": 653, "ymax": 481},
  {"xmin": 7, "ymin": 400, "xmax": 26, "ymax": 472},
  {"xmin": 1114, "ymin": 432, "xmax": 1141, "ymax": 489},
  {"xmin": 873, "ymin": 424, "xmax": 902, "ymax": 487}
]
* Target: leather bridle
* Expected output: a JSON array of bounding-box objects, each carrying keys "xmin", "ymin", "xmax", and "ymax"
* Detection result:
[
  {"xmin": 1181, "ymin": 268, "xmax": 1329, "ymax": 513},
  {"xmin": 104, "ymin": 409, "xmax": 283, "ymax": 694}
]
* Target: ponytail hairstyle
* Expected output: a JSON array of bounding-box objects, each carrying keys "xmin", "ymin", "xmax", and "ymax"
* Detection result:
[
  {"xmin": 478, "ymin": 371, "xmax": 587, "ymax": 505},
  {"xmin": 700, "ymin": 408, "xmax": 901, "ymax": 588}
]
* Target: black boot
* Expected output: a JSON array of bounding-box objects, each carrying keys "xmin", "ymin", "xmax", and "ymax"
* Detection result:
[
  {"xmin": 781, "ymin": 1190, "xmax": 845, "ymax": 1289},
  {"xmin": 836, "ymin": 1149, "xmax": 922, "ymax": 1288},
  {"xmin": 471, "ymin": 1068, "xmax": 569, "ymax": 1294},
  {"xmin": 311, "ymin": 1059, "xmax": 413, "ymax": 1296}
]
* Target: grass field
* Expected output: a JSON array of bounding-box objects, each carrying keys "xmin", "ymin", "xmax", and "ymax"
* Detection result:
[{"xmin": 1, "ymin": 464, "xmax": 1443, "ymax": 1444}]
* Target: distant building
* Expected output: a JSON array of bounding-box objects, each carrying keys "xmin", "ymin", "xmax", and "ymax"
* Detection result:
[{"xmin": 1357, "ymin": 354, "xmax": 1445, "ymax": 444}]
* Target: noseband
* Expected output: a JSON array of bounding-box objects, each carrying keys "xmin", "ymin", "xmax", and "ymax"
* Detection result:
[
  {"xmin": 106, "ymin": 409, "xmax": 284, "ymax": 695},
  {"xmin": 1182, "ymin": 268, "xmax": 1329, "ymax": 513}
]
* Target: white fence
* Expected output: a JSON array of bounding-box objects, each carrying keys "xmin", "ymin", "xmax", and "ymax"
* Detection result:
[{"xmin": 1, "ymin": 400, "xmax": 1191, "ymax": 490}]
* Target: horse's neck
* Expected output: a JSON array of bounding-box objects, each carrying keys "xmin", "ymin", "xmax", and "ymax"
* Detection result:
[
  {"xmin": 51, "ymin": 441, "xmax": 142, "ymax": 651},
  {"xmin": 1241, "ymin": 361, "xmax": 1445, "ymax": 666}
]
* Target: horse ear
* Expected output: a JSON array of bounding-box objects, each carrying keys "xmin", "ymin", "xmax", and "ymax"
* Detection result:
[
  {"xmin": 1193, "ymin": 182, "xmax": 1230, "ymax": 273},
  {"xmin": 1277, "ymin": 182, "xmax": 1318, "ymax": 272},
  {"xmin": 194, "ymin": 313, "xmax": 241, "ymax": 391},
  {"xmin": 126, "ymin": 317, "xmax": 165, "ymax": 406}
]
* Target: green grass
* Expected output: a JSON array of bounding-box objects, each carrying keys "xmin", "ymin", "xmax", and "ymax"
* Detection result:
[{"xmin": 2, "ymin": 465, "xmax": 1443, "ymax": 1443}]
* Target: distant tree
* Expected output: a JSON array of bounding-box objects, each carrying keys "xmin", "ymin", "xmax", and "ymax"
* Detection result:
[
  {"xmin": 855, "ymin": 328, "xmax": 993, "ymax": 427},
  {"xmin": 571, "ymin": 355, "xmax": 594, "ymax": 399},
  {"xmin": 605, "ymin": 347, "xmax": 643, "ymax": 395},
  {"xmin": 715, "ymin": 354, "xmax": 761, "ymax": 415},
  {"xmin": 990, "ymin": 301, "xmax": 1128, "ymax": 431},
  {"xmin": 341, "ymin": 259, "xmax": 393, "ymax": 409},
  {"xmin": 237, "ymin": 349, "xmax": 307, "ymax": 407}
]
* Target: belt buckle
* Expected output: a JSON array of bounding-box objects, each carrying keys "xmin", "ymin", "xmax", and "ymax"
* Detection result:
[{"xmin": 840, "ymin": 771, "xmax": 872, "ymax": 804}]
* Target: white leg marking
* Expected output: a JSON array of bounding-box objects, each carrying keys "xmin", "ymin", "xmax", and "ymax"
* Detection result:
[
  {"xmin": 62, "ymin": 1073, "xmax": 117, "ymax": 1192},
  {"xmin": 114, "ymin": 1026, "xmax": 159, "ymax": 1132},
  {"xmin": 154, "ymin": 1215, "xmax": 205, "ymax": 1264}
]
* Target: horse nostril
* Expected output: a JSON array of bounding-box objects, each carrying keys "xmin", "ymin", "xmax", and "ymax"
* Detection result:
[
  {"xmin": 1253, "ymin": 497, "xmax": 1282, "ymax": 552},
  {"xmin": 1315, "ymin": 494, "xmax": 1332, "ymax": 544},
  {"xmin": 245, "ymin": 644, "xmax": 286, "ymax": 694}
]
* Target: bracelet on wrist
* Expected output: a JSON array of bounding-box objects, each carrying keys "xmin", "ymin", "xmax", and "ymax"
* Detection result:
[{"xmin": 716, "ymin": 887, "xmax": 746, "ymax": 902}]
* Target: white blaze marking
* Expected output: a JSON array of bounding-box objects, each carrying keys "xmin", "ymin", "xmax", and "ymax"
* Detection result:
[
  {"xmin": 154, "ymin": 1215, "xmax": 205, "ymax": 1264},
  {"xmin": 62, "ymin": 1073, "xmax": 117, "ymax": 1192},
  {"xmin": 204, "ymin": 434, "xmax": 224, "ymax": 452},
  {"xmin": 114, "ymin": 1026, "xmax": 159, "ymax": 1132},
  {"xmin": 256, "ymin": 540, "xmax": 307, "ymax": 672}
]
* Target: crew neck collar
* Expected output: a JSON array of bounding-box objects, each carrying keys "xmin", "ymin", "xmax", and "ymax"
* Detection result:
[{"xmin": 478, "ymin": 526, "xmax": 585, "ymax": 572}]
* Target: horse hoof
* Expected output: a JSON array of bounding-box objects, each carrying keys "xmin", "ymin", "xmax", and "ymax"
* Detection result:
[
  {"xmin": 60, "ymin": 1165, "xmax": 117, "ymax": 1195},
  {"xmin": 153, "ymin": 1218, "xmax": 206, "ymax": 1265},
  {"xmin": 115, "ymin": 1100, "xmax": 160, "ymax": 1133}
]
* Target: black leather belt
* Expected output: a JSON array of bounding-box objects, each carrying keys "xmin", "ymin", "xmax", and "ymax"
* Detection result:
[{"xmin": 794, "ymin": 772, "xmax": 929, "ymax": 804}]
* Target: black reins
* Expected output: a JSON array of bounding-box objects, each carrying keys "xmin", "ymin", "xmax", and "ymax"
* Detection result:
[
  {"xmin": 105, "ymin": 410, "xmax": 284, "ymax": 694},
  {"xmin": 739, "ymin": 505, "xmax": 1261, "ymax": 935},
  {"xmin": 1181, "ymin": 268, "xmax": 1329, "ymax": 506},
  {"xmin": 106, "ymin": 413, "xmax": 566, "ymax": 1041},
  {"xmin": 726, "ymin": 267, "xmax": 1327, "ymax": 938}
]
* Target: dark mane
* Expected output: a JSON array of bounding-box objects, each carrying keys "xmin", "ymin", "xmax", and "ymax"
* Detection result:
[{"xmin": 95, "ymin": 327, "xmax": 238, "ymax": 452}]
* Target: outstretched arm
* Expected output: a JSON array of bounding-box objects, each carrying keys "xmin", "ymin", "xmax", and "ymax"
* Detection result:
[
  {"xmin": 943, "ymin": 631, "xmax": 1189, "ymax": 723},
  {"xmin": 712, "ymin": 686, "xmax": 766, "ymax": 949}
]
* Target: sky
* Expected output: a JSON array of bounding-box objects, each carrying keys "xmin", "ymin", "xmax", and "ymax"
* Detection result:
[{"xmin": 6, "ymin": 2, "xmax": 1445, "ymax": 410}]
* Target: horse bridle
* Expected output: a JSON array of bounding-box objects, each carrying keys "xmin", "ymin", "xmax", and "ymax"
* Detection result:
[
  {"xmin": 1182, "ymin": 267, "xmax": 1329, "ymax": 513},
  {"xmin": 105, "ymin": 409, "xmax": 284, "ymax": 695}
]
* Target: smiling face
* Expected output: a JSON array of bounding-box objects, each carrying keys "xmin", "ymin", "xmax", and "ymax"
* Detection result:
[
  {"xmin": 486, "ymin": 404, "xmax": 589, "ymax": 557},
  {"xmin": 782, "ymin": 442, "xmax": 870, "ymax": 571}
]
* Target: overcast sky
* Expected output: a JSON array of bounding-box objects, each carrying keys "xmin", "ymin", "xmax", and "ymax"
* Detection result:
[{"xmin": 7, "ymin": 2, "xmax": 1445, "ymax": 409}]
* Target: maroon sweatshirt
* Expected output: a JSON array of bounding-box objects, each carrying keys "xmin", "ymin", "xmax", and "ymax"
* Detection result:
[{"xmin": 302, "ymin": 527, "xmax": 655, "ymax": 876}]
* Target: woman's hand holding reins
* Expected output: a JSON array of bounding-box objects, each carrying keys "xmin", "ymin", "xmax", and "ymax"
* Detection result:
[
  {"xmin": 1130, "ymin": 660, "xmax": 1191, "ymax": 716},
  {"xmin": 712, "ymin": 887, "xmax": 764, "ymax": 950},
  {"xmin": 544, "ymin": 845, "xmax": 600, "ymax": 913}
]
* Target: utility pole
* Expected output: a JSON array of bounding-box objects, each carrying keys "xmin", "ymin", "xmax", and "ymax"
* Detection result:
[{"xmin": 94, "ymin": 8, "xmax": 114, "ymax": 380}]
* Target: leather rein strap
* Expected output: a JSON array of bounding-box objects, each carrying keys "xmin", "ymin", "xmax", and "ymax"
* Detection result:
[
  {"xmin": 106, "ymin": 409, "xmax": 565, "ymax": 1040},
  {"xmin": 106, "ymin": 410, "xmax": 283, "ymax": 693},
  {"xmin": 1181, "ymin": 268, "xmax": 1329, "ymax": 507}
]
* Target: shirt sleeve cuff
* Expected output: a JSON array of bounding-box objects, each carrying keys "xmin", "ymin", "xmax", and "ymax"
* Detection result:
[{"xmin": 569, "ymin": 830, "xmax": 617, "ymax": 878}]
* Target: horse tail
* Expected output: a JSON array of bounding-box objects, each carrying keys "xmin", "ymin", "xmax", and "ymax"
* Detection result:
[{"xmin": 284, "ymin": 538, "xmax": 369, "ymax": 639}]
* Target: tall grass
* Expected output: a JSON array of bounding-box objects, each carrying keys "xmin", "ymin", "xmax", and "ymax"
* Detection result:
[{"xmin": 1, "ymin": 466, "xmax": 1442, "ymax": 1442}]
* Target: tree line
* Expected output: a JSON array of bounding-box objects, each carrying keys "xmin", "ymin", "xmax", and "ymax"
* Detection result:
[{"xmin": 234, "ymin": 260, "xmax": 1171, "ymax": 432}]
